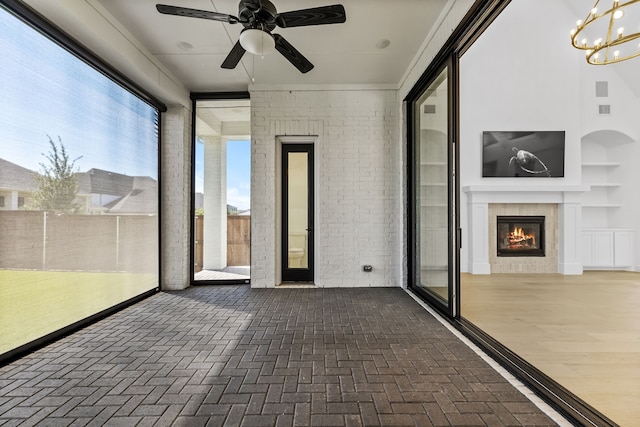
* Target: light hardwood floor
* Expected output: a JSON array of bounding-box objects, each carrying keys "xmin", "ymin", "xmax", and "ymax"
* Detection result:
[{"xmin": 461, "ymin": 271, "xmax": 640, "ymax": 427}]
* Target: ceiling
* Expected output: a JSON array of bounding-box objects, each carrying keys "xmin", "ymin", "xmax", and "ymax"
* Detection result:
[
  {"xmin": 18, "ymin": 0, "xmax": 640, "ymax": 103},
  {"xmin": 92, "ymin": 0, "xmax": 451, "ymax": 93}
]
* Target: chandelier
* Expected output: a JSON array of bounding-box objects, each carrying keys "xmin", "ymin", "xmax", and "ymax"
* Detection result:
[{"xmin": 571, "ymin": 0, "xmax": 640, "ymax": 64}]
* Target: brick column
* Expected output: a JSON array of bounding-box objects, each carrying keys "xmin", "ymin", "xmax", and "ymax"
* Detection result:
[
  {"xmin": 161, "ymin": 105, "xmax": 191, "ymax": 290},
  {"xmin": 202, "ymin": 136, "xmax": 227, "ymax": 270}
]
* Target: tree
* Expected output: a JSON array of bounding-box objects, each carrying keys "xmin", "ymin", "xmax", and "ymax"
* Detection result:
[{"xmin": 30, "ymin": 136, "xmax": 82, "ymax": 213}]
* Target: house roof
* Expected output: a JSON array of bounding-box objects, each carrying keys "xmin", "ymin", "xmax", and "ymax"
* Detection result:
[
  {"xmin": 0, "ymin": 158, "xmax": 37, "ymax": 191},
  {"xmin": 104, "ymin": 187, "xmax": 158, "ymax": 214},
  {"xmin": 77, "ymin": 168, "xmax": 135, "ymax": 196},
  {"xmin": 0, "ymin": 159, "xmax": 158, "ymax": 213},
  {"xmin": 80, "ymin": 169, "xmax": 158, "ymax": 214}
]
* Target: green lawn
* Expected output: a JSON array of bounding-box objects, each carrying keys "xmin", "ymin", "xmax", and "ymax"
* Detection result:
[{"xmin": 0, "ymin": 270, "xmax": 157, "ymax": 355}]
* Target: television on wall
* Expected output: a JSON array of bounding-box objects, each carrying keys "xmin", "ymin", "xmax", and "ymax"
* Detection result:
[{"xmin": 482, "ymin": 131, "xmax": 565, "ymax": 177}]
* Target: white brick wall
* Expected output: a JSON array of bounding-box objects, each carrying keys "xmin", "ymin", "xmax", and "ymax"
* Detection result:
[
  {"xmin": 156, "ymin": 1, "xmax": 476, "ymax": 290},
  {"xmin": 160, "ymin": 105, "xmax": 192, "ymax": 290},
  {"xmin": 250, "ymin": 90, "xmax": 401, "ymax": 288}
]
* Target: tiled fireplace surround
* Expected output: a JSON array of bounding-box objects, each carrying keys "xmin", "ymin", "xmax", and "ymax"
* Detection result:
[{"xmin": 464, "ymin": 185, "xmax": 587, "ymax": 274}]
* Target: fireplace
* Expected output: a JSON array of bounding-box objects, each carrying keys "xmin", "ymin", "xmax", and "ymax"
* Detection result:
[{"xmin": 497, "ymin": 216, "xmax": 545, "ymax": 257}]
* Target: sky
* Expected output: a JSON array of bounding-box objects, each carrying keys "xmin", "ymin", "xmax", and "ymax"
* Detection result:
[
  {"xmin": 195, "ymin": 139, "xmax": 251, "ymax": 211},
  {"xmin": 0, "ymin": 8, "xmax": 159, "ymax": 179},
  {"xmin": 226, "ymin": 140, "xmax": 251, "ymax": 210},
  {"xmin": 1, "ymin": 6, "xmax": 249, "ymax": 210}
]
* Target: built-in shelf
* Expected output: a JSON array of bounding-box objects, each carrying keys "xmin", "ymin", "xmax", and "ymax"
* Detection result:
[
  {"xmin": 581, "ymin": 138, "xmax": 624, "ymax": 223},
  {"xmin": 587, "ymin": 183, "xmax": 621, "ymax": 187},
  {"xmin": 582, "ymin": 204, "xmax": 623, "ymax": 208},
  {"xmin": 581, "ymin": 162, "xmax": 621, "ymax": 167}
]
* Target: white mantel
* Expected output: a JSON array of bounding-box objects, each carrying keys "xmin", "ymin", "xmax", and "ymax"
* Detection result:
[{"xmin": 463, "ymin": 185, "xmax": 589, "ymax": 275}]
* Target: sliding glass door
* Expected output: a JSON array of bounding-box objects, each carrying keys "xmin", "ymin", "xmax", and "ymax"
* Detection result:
[{"xmin": 408, "ymin": 64, "xmax": 458, "ymax": 316}]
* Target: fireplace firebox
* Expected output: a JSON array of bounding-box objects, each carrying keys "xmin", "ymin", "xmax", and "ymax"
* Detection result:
[{"xmin": 497, "ymin": 216, "xmax": 545, "ymax": 257}]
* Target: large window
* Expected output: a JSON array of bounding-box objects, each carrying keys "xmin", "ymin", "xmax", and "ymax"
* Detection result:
[{"xmin": 0, "ymin": 4, "xmax": 161, "ymax": 361}]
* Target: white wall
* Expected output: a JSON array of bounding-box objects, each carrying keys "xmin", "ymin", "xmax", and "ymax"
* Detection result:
[
  {"xmin": 460, "ymin": 0, "xmax": 580, "ymax": 272},
  {"xmin": 580, "ymin": 65, "xmax": 640, "ymax": 141},
  {"xmin": 250, "ymin": 89, "xmax": 401, "ymax": 288},
  {"xmin": 579, "ymin": 62, "xmax": 640, "ymax": 269},
  {"xmin": 458, "ymin": 0, "xmax": 640, "ymax": 272}
]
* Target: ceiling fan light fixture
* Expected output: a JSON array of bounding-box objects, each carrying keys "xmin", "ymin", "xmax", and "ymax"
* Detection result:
[{"xmin": 239, "ymin": 28, "xmax": 276, "ymax": 56}]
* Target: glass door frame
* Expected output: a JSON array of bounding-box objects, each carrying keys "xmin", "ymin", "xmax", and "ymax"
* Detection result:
[
  {"xmin": 281, "ymin": 143, "xmax": 315, "ymax": 283},
  {"xmin": 406, "ymin": 56, "xmax": 460, "ymax": 318},
  {"xmin": 190, "ymin": 91, "xmax": 251, "ymax": 285}
]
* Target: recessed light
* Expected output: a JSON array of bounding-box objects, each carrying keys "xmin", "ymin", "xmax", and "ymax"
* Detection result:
[
  {"xmin": 177, "ymin": 41, "xmax": 194, "ymax": 51},
  {"xmin": 376, "ymin": 39, "xmax": 391, "ymax": 49}
]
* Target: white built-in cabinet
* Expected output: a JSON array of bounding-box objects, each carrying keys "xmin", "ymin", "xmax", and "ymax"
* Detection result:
[
  {"xmin": 582, "ymin": 229, "xmax": 635, "ymax": 268},
  {"xmin": 581, "ymin": 133, "xmax": 635, "ymax": 269}
]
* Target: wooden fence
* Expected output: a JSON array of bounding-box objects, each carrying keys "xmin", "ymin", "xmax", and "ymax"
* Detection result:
[
  {"xmin": 194, "ymin": 215, "xmax": 250, "ymax": 272},
  {"xmin": 0, "ymin": 211, "xmax": 158, "ymax": 273}
]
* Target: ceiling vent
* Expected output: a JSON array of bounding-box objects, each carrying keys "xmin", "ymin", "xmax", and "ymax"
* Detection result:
[
  {"xmin": 598, "ymin": 104, "xmax": 611, "ymax": 115},
  {"xmin": 595, "ymin": 81, "xmax": 608, "ymax": 97},
  {"xmin": 423, "ymin": 104, "xmax": 436, "ymax": 114}
]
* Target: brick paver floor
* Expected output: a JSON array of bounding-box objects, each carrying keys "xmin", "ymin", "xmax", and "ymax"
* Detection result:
[{"xmin": 0, "ymin": 286, "xmax": 560, "ymax": 426}]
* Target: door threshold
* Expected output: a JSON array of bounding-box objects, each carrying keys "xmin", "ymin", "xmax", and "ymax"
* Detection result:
[{"xmin": 277, "ymin": 282, "xmax": 315, "ymax": 288}]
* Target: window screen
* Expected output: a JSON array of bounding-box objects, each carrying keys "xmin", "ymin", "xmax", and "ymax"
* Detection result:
[{"xmin": 0, "ymin": 5, "xmax": 160, "ymax": 359}]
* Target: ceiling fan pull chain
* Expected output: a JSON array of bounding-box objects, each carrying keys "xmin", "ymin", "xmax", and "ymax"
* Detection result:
[
  {"xmin": 252, "ymin": 54, "xmax": 256, "ymax": 83},
  {"xmin": 260, "ymin": 23, "xmax": 265, "ymax": 59}
]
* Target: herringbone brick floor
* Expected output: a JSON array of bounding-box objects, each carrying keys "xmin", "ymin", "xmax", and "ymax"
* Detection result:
[{"xmin": 0, "ymin": 286, "xmax": 560, "ymax": 426}]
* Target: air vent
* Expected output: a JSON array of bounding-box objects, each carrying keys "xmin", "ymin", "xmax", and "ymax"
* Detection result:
[
  {"xmin": 595, "ymin": 81, "xmax": 608, "ymax": 97},
  {"xmin": 598, "ymin": 104, "xmax": 611, "ymax": 115},
  {"xmin": 423, "ymin": 104, "xmax": 436, "ymax": 114}
]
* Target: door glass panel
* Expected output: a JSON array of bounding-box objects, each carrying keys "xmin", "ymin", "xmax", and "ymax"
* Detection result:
[
  {"xmin": 287, "ymin": 152, "xmax": 308, "ymax": 269},
  {"xmin": 415, "ymin": 68, "xmax": 449, "ymax": 303}
]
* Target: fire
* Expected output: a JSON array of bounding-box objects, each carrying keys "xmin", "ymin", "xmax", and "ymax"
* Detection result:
[{"xmin": 508, "ymin": 226, "xmax": 536, "ymax": 247}]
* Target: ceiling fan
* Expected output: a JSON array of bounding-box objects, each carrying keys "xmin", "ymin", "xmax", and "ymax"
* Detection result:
[{"xmin": 156, "ymin": 0, "xmax": 347, "ymax": 73}]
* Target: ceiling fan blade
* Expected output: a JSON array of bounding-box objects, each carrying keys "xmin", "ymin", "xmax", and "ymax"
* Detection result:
[
  {"xmin": 273, "ymin": 34, "xmax": 313, "ymax": 73},
  {"xmin": 156, "ymin": 4, "xmax": 239, "ymax": 24},
  {"xmin": 221, "ymin": 41, "xmax": 246, "ymax": 69},
  {"xmin": 275, "ymin": 5, "xmax": 346, "ymax": 28}
]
